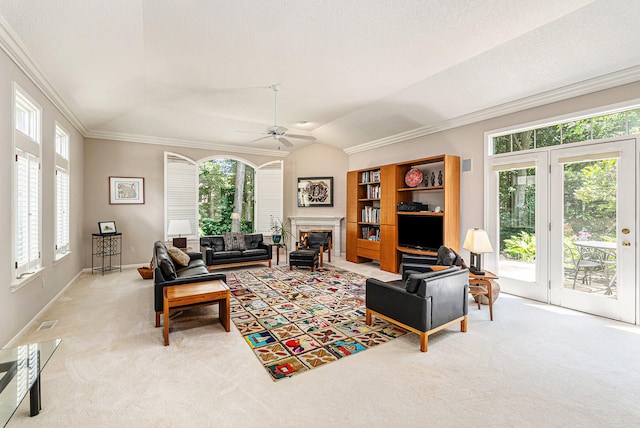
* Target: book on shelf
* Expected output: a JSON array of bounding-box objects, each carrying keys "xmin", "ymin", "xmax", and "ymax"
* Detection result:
[
  {"xmin": 361, "ymin": 226, "xmax": 380, "ymax": 241},
  {"xmin": 361, "ymin": 206, "xmax": 380, "ymax": 223},
  {"xmin": 366, "ymin": 184, "xmax": 380, "ymax": 199},
  {"xmin": 360, "ymin": 169, "xmax": 380, "ymax": 183}
]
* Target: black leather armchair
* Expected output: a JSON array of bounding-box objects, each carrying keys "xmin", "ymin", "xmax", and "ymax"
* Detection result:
[
  {"xmin": 400, "ymin": 245, "xmax": 465, "ymax": 276},
  {"xmin": 296, "ymin": 231, "xmax": 332, "ymax": 264},
  {"xmin": 365, "ymin": 267, "xmax": 469, "ymax": 352}
]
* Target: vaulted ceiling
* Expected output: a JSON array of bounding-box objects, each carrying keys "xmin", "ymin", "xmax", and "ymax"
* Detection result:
[{"xmin": 1, "ymin": 0, "xmax": 639, "ymax": 155}]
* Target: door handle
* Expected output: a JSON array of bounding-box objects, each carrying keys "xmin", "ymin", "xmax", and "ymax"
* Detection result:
[{"xmin": 621, "ymin": 228, "xmax": 630, "ymax": 234}]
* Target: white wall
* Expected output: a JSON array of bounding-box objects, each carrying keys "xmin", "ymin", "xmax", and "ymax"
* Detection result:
[
  {"xmin": 0, "ymin": 48, "xmax": 85, "ymax": 346},
  {"xmin": 283, "ymin": 143, "xmax": 349, "ymax": 251}
]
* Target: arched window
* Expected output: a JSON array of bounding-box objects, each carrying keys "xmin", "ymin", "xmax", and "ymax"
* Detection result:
[{"xmin": 164, "ymin": 152, "xmax": 282, "ymax": 241}]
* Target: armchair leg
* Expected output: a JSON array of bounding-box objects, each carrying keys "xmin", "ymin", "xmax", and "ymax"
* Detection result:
[
  {"xmin": 461, "ymin": 316, "xmax": 467, "ymax": 333},
  {"xmin": 420, "ymin": 333, "xmax": 428, "ymax": 352},
  {"xmin": 155, "ymin": 312, "xmax": 161, "ymax": 327},
  {"xmin": 365, "ymin": 309, "xmax": 372, "ymax": 325},
  {"xmin": 319, "ymin": 245, "xmax": 324, "ymax": 267},
  {"xmin": 327, "ymin": 241, "xmax": 331, "ymax": 262}
]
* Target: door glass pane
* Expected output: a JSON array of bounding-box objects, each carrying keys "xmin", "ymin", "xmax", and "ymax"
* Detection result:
[
  {"xmin": 498, "ymin": 167, "xmax": 536, "ymax": 283},
  {"xmin": 562, "ymin": 159, "xmax": 617, "ymax": 297}
]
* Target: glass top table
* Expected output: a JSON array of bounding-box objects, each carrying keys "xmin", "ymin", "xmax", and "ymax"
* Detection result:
[{"xmin": 0, "ymin": 339, "xmax": 61, "ymax": 427}]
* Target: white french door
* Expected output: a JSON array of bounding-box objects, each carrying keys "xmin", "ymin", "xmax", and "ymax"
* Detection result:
[
  {"xmin": 487, "ymin": 151, "xmax": 549, "ymax": 302},
  {"xmin": 488, "ymin": 138, "xmax": 637, "ymax": 323},
  {"xmin": 549, "ymin": 139, "xmax": 636, "ymax": 322}
]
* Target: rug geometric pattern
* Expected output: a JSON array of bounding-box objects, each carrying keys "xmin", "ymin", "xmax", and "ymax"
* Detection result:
[{"xmin": 227, "ymin": 264, "xmax": 407, "ymax": 381}]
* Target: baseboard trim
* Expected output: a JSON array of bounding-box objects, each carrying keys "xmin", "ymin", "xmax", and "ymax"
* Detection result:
[{"xmin": 5, "ymin": 270, "xmax": 83, "ymax": 348}]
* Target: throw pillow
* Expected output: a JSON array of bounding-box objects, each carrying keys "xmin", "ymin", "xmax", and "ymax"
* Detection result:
[
  {"xmin": 167, "ymin": 245, "xmax": 190, "ymax": 267},
  {"xmin": 436, "ymin": 245, "xmax": 462, "ymax": 266},
  {"xmin": 159, "ymin": 258, "xmax": 177, "ymax": 280},
  {"xmin": 222, "ymin": 232, "xmax": 247, "ymax": 251},
  {"xmin": 245, "ymin": 234, "xmax": 261, "ymax": 249}
]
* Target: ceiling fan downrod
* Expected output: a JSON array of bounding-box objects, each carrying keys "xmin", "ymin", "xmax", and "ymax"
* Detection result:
[{"xmin": 271, "ymin": 83, "xmax": 280, "ymax": 128}]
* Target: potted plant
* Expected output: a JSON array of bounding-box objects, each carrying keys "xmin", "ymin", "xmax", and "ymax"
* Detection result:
[{"xmin": 270, "ymin": 216, "xmax": 291, "ymax": 245}]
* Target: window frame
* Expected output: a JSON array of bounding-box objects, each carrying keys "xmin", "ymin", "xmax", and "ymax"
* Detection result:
[
  {"xmin": 55, "ymin": 123, "xmax": 71, "ymax": 261},
  {"xmin": 12, "ymin": 84, "xmax": 43, "ymax": 290}
]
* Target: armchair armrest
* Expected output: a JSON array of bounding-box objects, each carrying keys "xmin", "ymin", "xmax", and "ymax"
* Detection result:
[{"xmin": 417, "ymin": 269, "xmax": 469, "ymax": 329}]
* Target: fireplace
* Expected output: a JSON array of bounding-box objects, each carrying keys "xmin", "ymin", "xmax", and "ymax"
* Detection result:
[
  {"xmin": 288, "ymin": 216, "xmax": 344, "ymax": 256},
  {"xmin": 299, "ymin": 230, "xmax": 332, "ymax": 248}
]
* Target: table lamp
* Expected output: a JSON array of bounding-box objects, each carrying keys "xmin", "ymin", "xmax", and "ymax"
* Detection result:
[
  {"xmin": 167, "ymin": 219, "xmax": 191, "ymax": 248},
  {"xmin": 463, "ymin": 228, "xmax": 493, "ymax": 275}
]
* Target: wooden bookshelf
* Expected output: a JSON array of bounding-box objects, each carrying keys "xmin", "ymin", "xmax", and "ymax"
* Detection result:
[{"xmin": 346, "ymin": 154, "xmax": 460, "ymax": 273}]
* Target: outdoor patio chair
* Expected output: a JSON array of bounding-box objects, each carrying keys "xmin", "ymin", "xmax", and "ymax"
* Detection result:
[{"xmin": 564, "ymin": 244, "xmax": 606, "ymax": 289}]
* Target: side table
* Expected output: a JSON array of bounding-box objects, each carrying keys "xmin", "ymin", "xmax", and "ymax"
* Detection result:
[
  {"xmin": 268, "ymin": 243, "xmax": 286, "ymax": 265},
  {"xmin": 91, "ymin": 233, "xmax": 122, "ymax": 275},
  {"xmin": 468, "ymin": 270, "xmax": 498, "ymax": 321}
]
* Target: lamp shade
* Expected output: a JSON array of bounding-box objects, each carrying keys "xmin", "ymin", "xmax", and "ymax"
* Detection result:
[
  {"xmin": 463, "ymin": 228, "xmax": 494, "ymax": 254},
  {"xmin": 167, "ymin": 219, "xmax": 192, "ymax": 236}
]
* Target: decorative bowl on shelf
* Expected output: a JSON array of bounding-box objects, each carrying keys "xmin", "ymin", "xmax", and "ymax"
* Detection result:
[{"xmin": 404, "ymin": 168, "xmax": 423, "ymax": 188}]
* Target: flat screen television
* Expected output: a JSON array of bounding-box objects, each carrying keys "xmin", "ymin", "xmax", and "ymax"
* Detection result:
[{"xmin": 397, "ymin": 215, "xmax": 443, "ymax": 252}]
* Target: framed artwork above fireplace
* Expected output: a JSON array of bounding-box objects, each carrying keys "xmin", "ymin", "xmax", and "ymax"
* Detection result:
[{"xmin": 297, "ymin": 176, "xmax": 333, "ymax": 207}]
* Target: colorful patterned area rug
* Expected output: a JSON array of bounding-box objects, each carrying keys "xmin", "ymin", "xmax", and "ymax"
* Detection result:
[{"xmin": 227, "ymin": 264, "xmax": 407, "ymax": 381}]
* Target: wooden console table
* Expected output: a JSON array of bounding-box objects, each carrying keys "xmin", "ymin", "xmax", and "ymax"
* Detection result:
[{"xmin": 468, "ymin": 270, "xmax": 498, "ymax": 321}]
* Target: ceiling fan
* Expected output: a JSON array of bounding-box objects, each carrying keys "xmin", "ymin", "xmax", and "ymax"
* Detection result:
[{"xmin": 238, "ymin": 84, "xmax": 316, "ymax": 148}]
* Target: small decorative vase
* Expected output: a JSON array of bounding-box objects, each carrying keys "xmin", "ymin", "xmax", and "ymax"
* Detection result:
[{"xmin": 272, "ymin": 235, "xmax": 281, "ymax": 243}]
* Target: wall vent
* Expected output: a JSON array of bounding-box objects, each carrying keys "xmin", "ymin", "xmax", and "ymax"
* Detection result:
[{"xmin": 36, "ymin": 320, "xmax": 58, "ymax": 331}]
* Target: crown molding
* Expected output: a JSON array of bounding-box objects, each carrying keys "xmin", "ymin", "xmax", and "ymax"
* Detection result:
[
  {"xmin": 344, "ymin": 65, "xmax": 640, "ymax": 155},
  {"xmin": 85, "ymin": 131, "xmax": 288, "ymax": 157},
  {"xmin": 0, "ymin": 15, "xmax": 88, "ymax": 135}
]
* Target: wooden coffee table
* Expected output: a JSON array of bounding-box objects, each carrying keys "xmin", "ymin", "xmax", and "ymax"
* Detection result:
[{"xmin": 163, "ymin": 279, "xmax": 230, "ymax": 346}]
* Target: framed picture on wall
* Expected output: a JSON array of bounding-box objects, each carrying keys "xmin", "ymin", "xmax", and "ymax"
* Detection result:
[
  {"xmin": 297, "ymin": 176, "xmax": 333, "ymax": 207},
  {"xmin": 109, "ymin": 176, "xmax": 145, "ymax": 204}
]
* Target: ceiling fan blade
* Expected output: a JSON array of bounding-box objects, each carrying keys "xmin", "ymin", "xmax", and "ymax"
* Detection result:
[
  {"xmin": 249, "ymin": 136, "xmax": 271, "ymax": 143},
  {"xmin": 277, "ymin": 137, "xmax": 294, "ymax": 147},
  {"xmin": 236, "ymin": 130, "xmax": 268, "ymax": 135},
  {"xmin": 285, "ymin": 134, "xmax": 317, "ymax": 141}
]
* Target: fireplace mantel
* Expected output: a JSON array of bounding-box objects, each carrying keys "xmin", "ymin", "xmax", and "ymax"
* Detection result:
[{"xmin": 288, "ymin": 216, "xmax": 344, "ymax": 256}]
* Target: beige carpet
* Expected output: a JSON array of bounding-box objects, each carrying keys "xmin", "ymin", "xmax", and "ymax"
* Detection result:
[{"xmin": 6, "ymin": 257, "xmax": 640, "ymax": 427}]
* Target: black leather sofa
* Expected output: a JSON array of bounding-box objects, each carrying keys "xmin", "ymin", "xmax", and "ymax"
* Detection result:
[
  {"xmin": 152, "ymin": 241, "xmax": 226, "ymax": 327},
  {"xmin": 365, "ymin": 266, "xmax": 469, "ymax": 352},
  {"xmin": 200, "ymin": 233, "xmax": 272, "ymax": 269}
]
